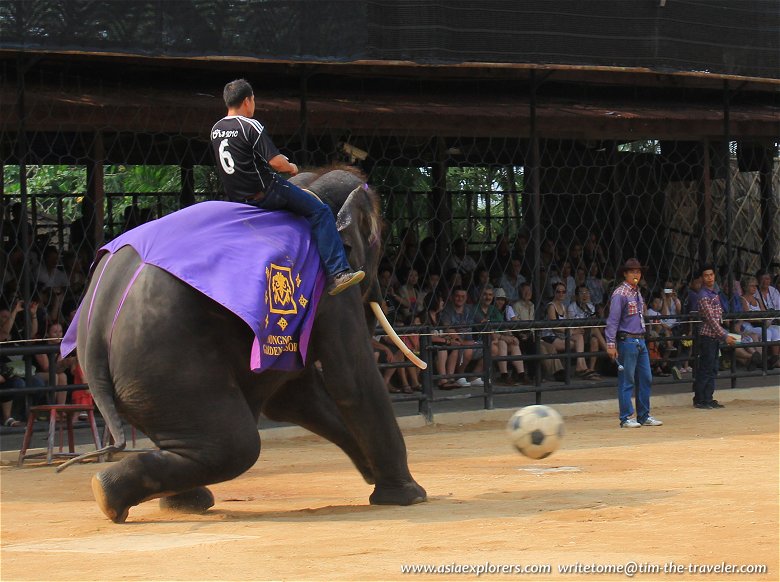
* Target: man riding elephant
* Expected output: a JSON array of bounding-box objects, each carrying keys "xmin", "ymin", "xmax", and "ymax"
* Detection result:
[{"xmin": 211, "ymin": 78, "xmax": 364, "ymax": 296}]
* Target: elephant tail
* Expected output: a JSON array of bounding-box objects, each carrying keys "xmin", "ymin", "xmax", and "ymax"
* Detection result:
[
  {"xmin": 58, "ymin": 296, "xmax": 128, "ymax": 473},
  {"xmin": 55, "ymin": 397, "xmax": 127, "ymax": 473},
  {"xmin": 57, "ymin": 371, "xmax": 128, "ymax": 472}
]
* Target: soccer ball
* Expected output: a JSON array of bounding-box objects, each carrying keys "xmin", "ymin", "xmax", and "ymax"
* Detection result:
[{"xmin": 506, "ymin": 405, "xmax": 564, "ymax": 459}]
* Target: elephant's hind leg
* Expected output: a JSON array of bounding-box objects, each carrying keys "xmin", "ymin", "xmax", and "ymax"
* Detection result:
[
  {"xmin": 95, "ymin": 478, "xmax": 216, "ymax": 520},
  {"xmin": 91, "ymin": 395, "xmax": 260, "ymax": 523},
  {"xmin": 159, "ymin": 487, "xmax": 215, "ymax": 513}
]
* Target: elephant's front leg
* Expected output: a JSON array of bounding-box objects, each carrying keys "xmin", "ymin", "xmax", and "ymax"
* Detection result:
[
  {"xmin": 260, "ymin": 368, "xmax": 376, "ymax": 484},
  {"xmin": 312, "ymin": 298, "xmax": 426, "ymax": 506}
]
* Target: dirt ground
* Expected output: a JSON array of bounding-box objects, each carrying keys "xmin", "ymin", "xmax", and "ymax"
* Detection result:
[{"xmin": 1, "ymin": 397, "xmax": 778, "ymax": 581}]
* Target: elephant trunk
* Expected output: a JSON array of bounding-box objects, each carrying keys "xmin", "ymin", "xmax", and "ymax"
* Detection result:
[{"xmin": 369, "ymin": 302, "xmax": 427, "ymax": 370}]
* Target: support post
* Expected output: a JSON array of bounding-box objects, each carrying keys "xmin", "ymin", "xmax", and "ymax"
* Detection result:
[{"xmin": 86, "ymin": 132, "xmax": 105, "ymax": 249}]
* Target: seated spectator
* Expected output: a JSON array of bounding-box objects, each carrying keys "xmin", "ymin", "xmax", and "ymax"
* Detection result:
[
  {"xmin": 511, "ymin": 282, "xmax": 562, "ymax": 381},
  {"xmin": 567, "ymin": 285, "xmax": 607, "ymax": 376},
  {"xmin": 646, "ymin": 294, "xmax": 679, "ymax": 377},
  {"xmin": 372, "ymin": 336, "xmax": 407, "ymax": 394},
  {"xmin": 742, "ymin": 276, "xmax": 780, "ymax": 368},
  {"xmin": 560, "ymin": 261, "xmax": 576, "ymax": 306},
  {"xmin": 1, "ymin": 363, "xmax": 26, "ymax": 426},
  {"xmin": 396, "ymin": 268, "xmax": 424, "ymax": 322},
  {"xmin": 62, "ymin": 250, "xmax": 88, "ymax": 302},
  {"xmin": 709, "ymin": 280, "xmax": 760, "ymax": 371},
  {"xmin": 421, "ymin": 269, "xmax": 442, "ymax": 298},
  {"xmin": 755, "ymin": 271, "xmax": 780, "ymax": 311},
  {"xmin": 440, "ymin": 287, "xmax": 480, "ymax": 387},
  {"xmin": 0, "ymin": 300, "xmax": 45, "ymax": 425},
  {"xmin": 35, "ymin": 245, "xmax": 69, "ymax": 293},
  {"xmin": 35, "ymin": 284, "xmax": 63, "ymax": 329},
  {"xmin": 493, "ymin": 288, "xmax": 516, "ymax": 321},
  {"xmin": 658, "ymin": 282, "xmax": 685, "ymax": 369},
  {"xmin": 445, "ymin": 237, "xmax": 477, "ymax": 280},
  {"xmin": 1, "ymin": 297, "xmax": 40, "ymax": 344},
  {"xmin": 34, "ymin": 321, "xmax": 75, "ymax": 405},
  {"xmin": 498, "ymin": 259, "xmax": 526, "ymax": 303},
  {"xmin": 511, "ymin": 233, "xmax": 531, "ymax": 277},
  {"xmin": 441, "ymin": 269, "xmax": 463, "ymax": 302},
  {"xmin": 480, "ymin": 288, "xmax": 527, "ymax": 384},
  {"xmin": 488, "ymin": 234, "xmax": 512, "ymax": 281},
  {"xmin": 414, "ymin": 236, "xmax": 441, "ymax": 283},
  {"xmin": 583, "ymin": 232, "xmax": 607, "ymax": 267},
  {"xmin": 718, "ymin": 279, "xmax": 742, "ymax": 314},
  {"xmin": 540, "ymin": 237, "xmax": 559, "ymax": 270},
  {"xmin": 684, "ymin": 271, "xmax": 704, "ymax": 313},
  {"xmin": 660, "ymin": 280, "xmax": 683, "ymax": 330},
  {"xmin": 392, "ymin": 227, "xmax": 419, "ymax": 277},
  {"xmin": 585, "ymin": 262, "xmax": 606, "ymax": 307},
  {"xmin": 574, "ymin": 264, "xmax": 587, "ymax": 292},
  {"xmin": 512, "ymin": 282, "xmax": 535, "ymax": 323},
  {"xmin": 399, "ymin": 315, "xmax": 422, "ymax": 392},
  {"xmin": 420, "ymin": 292, "xmax": 460, "ymax": 390},
  {"xmin": 467, "ymin": 266, "xmax": 490, "ymax": 305},
  {"xmin": 378, "ymin": 266, "xmax": 401, "ymax": 325},
  {"xmin": 568, "ymin": 241, "xmax": 585, "ymax": 271},
  {"xmin": 542, "ymin": 283, "xmax": 596, "ymax": 379}
]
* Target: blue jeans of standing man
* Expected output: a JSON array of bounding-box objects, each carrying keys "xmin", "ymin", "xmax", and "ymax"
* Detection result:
[
  {"xmin": 255, "ymin": 174, "xmax": 352, "ymax": 278},
  {"xmin": 692, "ymin": 335, "xmax": 719, "ymax": 405},
  {"xmin": 617, "ymin": 338, "xmax": 653, "ymax": 424}
]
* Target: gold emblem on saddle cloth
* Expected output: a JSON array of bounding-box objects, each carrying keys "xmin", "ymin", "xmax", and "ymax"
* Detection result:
[{"xmin": 266, "ymin": 264, "xmax": 298, "ymax": 315}]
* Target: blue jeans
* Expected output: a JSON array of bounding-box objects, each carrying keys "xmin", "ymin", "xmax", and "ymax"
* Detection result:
[
  {"xmin": 255, "ymin": 174, "xmax": 351, "ymax": 278},
  {"xmin": 692, "ymin": 335, "xmax": 719, "ymax": 405},
  {"xmin": 617, "ymin": 338, "xmax": 653, "ymax": 423}
]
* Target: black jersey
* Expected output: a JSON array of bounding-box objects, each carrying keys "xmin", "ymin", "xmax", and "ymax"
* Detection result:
[{"xmin": 210, "ymin": 115, "xmax": 281, "ymax": 200}]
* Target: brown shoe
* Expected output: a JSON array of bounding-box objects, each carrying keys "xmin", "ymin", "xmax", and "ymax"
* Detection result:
[{"xmin": 327, "ymin": 270, "xmax": 365, "ymax": 295}]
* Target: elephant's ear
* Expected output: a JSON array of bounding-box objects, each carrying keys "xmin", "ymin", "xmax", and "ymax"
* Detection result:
[
  {"xmin": 336, "ymin": 183, "xmax": 380, "ymax": 248},
  {"xmin": 334, "ymin": 185, "xmax": 362, "ymax": 232}
]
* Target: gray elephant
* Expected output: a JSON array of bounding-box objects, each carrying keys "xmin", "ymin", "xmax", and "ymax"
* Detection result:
[{"xmin": 61, "ymin": 167, "xmax": 427, "ymax": 523}]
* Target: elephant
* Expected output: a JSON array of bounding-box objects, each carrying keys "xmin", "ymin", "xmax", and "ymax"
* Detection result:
[{"xmin": 61, "ymin": 167, "xmax": 427, "ymax": 523}]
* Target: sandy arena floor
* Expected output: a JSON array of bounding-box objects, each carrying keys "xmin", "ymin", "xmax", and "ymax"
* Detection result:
[{"xmin": 1, "ymin": 396, "xmax": 778, "ymax": 581}]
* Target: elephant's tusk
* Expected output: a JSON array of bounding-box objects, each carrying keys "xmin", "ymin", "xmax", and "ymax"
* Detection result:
[{"xmin": 370, "ymin": 302, "xmax": 427, "ymax": 370}]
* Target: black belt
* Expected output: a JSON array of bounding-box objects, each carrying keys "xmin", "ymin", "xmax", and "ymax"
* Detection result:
[{"xmin": 618, "ymin": 332, "xmax": 646, "ymax": 339}]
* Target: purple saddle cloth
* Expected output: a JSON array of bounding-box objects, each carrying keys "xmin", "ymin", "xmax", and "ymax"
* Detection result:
[{"xmin": 62, "ymin": 201, "xmax": 325, "ymax": 372}]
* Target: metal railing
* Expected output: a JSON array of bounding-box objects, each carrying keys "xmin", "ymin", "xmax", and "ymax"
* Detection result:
[{"xmin": 2, "ymin": 312, "xmax": 778, "ymax": 424}]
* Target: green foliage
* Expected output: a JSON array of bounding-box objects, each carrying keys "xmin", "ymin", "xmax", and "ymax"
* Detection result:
[
  {"xmin": 3, "ymin": 164, "xmax": 219, "ymax": 229},
  {"xmin": 369, "ymin": 164, "xmax": 524, "ymax": 245}
]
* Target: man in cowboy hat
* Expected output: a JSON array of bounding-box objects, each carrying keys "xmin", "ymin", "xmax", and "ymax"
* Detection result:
[{"xmin": 605, "ymin": 258, "xmax": 663, "ymax": 428}]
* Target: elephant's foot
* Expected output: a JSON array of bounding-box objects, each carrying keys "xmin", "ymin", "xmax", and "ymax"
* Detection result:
[
  {"xmin": 369, "ymin": 481, "xmax": 427, "ymax": 506},
  {"xmin": 159, "ymin": 487, "xmax": 215, "ymax": 514},
  {"xmin": 91, "ymin": 473, "xmax": 130, "ymax": 524}
]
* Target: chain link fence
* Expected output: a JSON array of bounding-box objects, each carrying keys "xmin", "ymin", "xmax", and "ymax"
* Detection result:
[{"xmin": 1, "ymin": 64, "xmax": 779, "ymax": 424}]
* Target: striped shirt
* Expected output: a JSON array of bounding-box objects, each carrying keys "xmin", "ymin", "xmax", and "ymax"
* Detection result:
[{"xmin": 698, "ymin": 287, "xmax": 728, "ymax": 340}]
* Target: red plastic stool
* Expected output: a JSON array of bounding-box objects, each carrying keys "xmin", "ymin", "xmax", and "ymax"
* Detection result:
[{"xmin": 17, "ymin": 404, "xmax": 102, "ymax": 467}]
